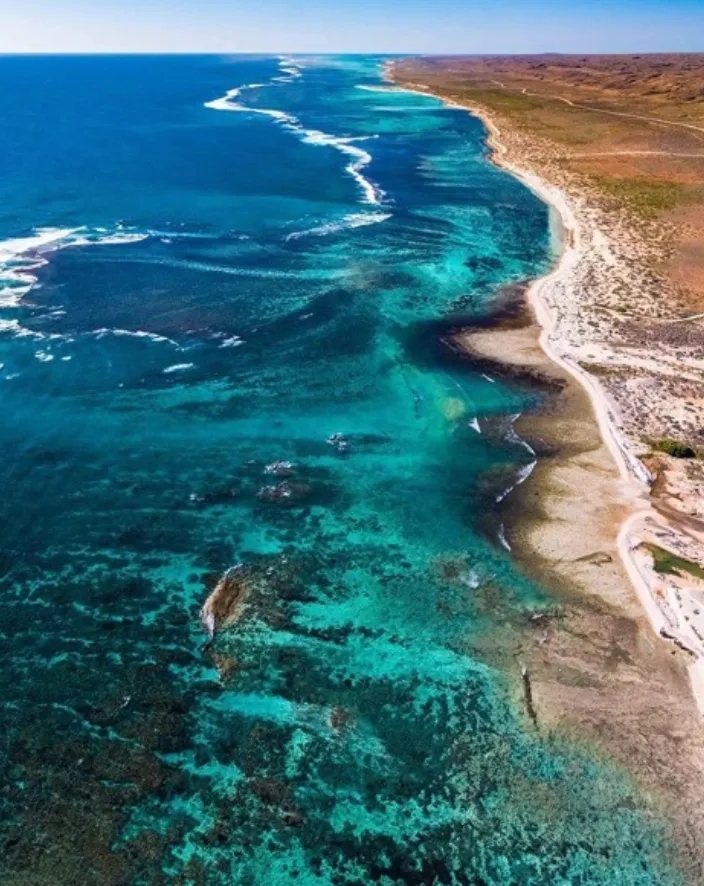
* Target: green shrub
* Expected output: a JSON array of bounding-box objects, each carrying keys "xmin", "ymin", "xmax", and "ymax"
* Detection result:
[
  {"xmin": 590, "ymin": 176, "xmax": 698, "ymax": 218},
  {"xmin": 652, "ymin": 438, "xmax": 696, "ymax": 458},
  {"xmin": 644, "ymin": 543, "xmax": 704, "ymax": 581}
]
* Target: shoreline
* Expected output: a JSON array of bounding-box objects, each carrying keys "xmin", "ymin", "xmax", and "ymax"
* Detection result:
[
  {"xmin": 386, "ymin": 64, "xmax": 704, "ymax": 875},
  {"xmin": 386, "ymin": 66, "xmax": 704, "ymax": 713}
]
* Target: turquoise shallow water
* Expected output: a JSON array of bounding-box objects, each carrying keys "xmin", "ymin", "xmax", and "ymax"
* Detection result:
[{"xmin": 0, "ymin": 54, "xmax": 684, "ymax": 884}]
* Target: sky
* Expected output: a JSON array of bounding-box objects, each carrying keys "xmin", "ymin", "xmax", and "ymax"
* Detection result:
[{"xmin": 2, "ymin": 0, "xmax": 704, "ymax": 54}]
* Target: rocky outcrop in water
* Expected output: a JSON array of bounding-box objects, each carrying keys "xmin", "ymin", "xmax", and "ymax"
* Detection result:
[
  {"xmin": 263, "ymin": 460, "xmax": 296, "ymax": 477},
  {"xmin": 200, "ymin": 565, "xmax": 250, "ymax": 638},
  {"xmin": 256, "ymin": 481, "xmax": 310, "ymax": 505}
]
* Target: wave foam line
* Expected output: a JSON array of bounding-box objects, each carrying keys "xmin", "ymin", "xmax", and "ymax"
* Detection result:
[
  {"xmin": 285, "ymin": 211, "xmax": 391, "ymax": 242},
  {"xmin": 0, "ymin": 318, "xmax": 64, "ymax": 341},
  {"xmin": 495, "ymin": 460, "xmax": 537, "ymax": 504},
  {"xmin": 205, "ymin": 58, "xmax": 384, "ymax": 206},
  {"xmin": 0, "ymin": 224, "xmax": 150, "ymax": 343},
  {"xmin": 0, "ymin": 228, "xmax": 81, "ymax": 306},
  {"xmin": 150, "ymin": 257, "xmax": 329, "ymax": 279},
  {"xmin": 219, "ymin": 335, "xmax": 244, "ymax": 348},
  {"xmin": 91, "ymin": 328, "xmax": 181, "ymax": 347},
  {"xmin": 299, "ymin": 129, "xmax": 384, "ymax": 205},
  {"xmin": 78, "ymin": 231, "xmax": 148, "ymax": 247},
  {"xmin": 0, "ymin": 227, "xmax": 81, "ymax": 264},
  {"xmin": 276, "ymin": 55, "xmax": 303, "ymax": 78},
  {"xmin": 505, "ymin": 412, "xmax": 536, "ymax": 456},
  {"xmin": 495, "ymin": 413, "xmax": 538, "ymax": 503}
]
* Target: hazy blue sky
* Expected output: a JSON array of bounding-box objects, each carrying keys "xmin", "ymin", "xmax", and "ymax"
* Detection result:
[{"xmin": 3, "ymin": 0, "xmax": 704, "ymax": 54}]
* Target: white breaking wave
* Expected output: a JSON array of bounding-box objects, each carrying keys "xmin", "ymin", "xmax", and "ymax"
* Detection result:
[
  {"xmin": 81, "ymin": 232, "xmax": 148, "ymax": 247},
  {"xmin": 204, "ymin": 90, "xmax": 296, "ymax": 127},
  {"xmin": 497, "ymin": 523, "xmax": 511, "ymax": 551},
  {"xmin": 0, "ymin": 318, "xmax": 53, "ymax": 340},
  {"xmin": 146, "ymin": 229, "xmax": 214, "ymax": 241},
  {"xmin": 163, "ymin": 363, "xmax": 195, "ymax": 374},
  {"xmin": 285, "ymin": 211, "xmax": 391, "ymax": 242},
  {"xmin": 0, "ymin": 224, "xmax": 152, "ymax": 340},
  {"xmin": 204, "ymin": 57, "xmax": 385, "ymax": 206},
  {"xmin": 0, "ymin": 224, "xmax": 149, "ymax": 311},
  {"xmin": 299, "ymin": 130, "xmax": 384, "ymax": 205},
  {"xmin": 355, "ymin": 85, "xmax": 392, "ymax": 93},
  {"xmin": 495, "ymin": 413, "xmax": 538, "ymax": 503},
  {"xmin": 0, "ymin": 227, "xmax": 81, "ymax": 306},
  {"xmin": 495, "ymin": 459, "xmax": 537, "ymax": 504},
  {"xmin": 219, "ymin": 335, "xmax": 244, "ymax": 348},
  {"xmin": 92, "ymin": 328, "xmax": 181, "ymax": 347},
  {"xmin": 0, "ymin": 227, "xmax": 81, "ymax": 265},
  {"xmin": 158, "ymin": 257, "xmax": 324, "ymax": 279},
  {"xmin": 276, "ymin": 56, "xmax": 304, "ymax": 81},
  {"xmin": 504, "ymin": 412, "xmax": 536, "ymax": 456},
  {"xmin": 203, "ymin": 87, "xmax": 243, "ymax": 111}
]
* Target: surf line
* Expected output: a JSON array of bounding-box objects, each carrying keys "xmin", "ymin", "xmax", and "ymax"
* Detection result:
[{"xmin": 204, "ymin": 58, "xmax": 385, "ymax": 206}]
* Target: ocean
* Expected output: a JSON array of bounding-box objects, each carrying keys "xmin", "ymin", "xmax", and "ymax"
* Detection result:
[{"xmin": 0, "ymin": 54, "xmax": 683, "ymax": 884}]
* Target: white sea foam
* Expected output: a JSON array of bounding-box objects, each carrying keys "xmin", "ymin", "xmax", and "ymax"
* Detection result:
[
  {"xmin": 0, "ymin": 317, "xmax": 61, "ymax": 342},
  {"xmin": 285, "ymin": 211, "xmax": 391, "ymax": 242},
  {"xmin": 87, "ymin": 232, "xmax": 148, "ymax": 246},
  {"xmin": 300, "ymin": 129, "xmax": 384, "ymax": 205},
  {"xmin": 0, "ymin": 224, "xmax": 150, "ymax": 318},
  {"xmin": 495, "ymin": 459, "xmax": 537, "ymax": 503},
  {"xmin": 277, "ymin": 56, "xmax": 303, "ymax": 76},
  {"xmin": 204, "ymin": 92, "xmax": 297, "ymax": 127},
  {"xmin": 0, "ymin": 319, "xmax": 27, "ymax": 336},
  {"xmin": 163, "ymin": 363, "xmax": 194, "ymax": 374},
  {"xmin": 0, "ymin": 228, "xmax": 81, "ymax": 264},
  {"xmin": 516, "ymin": 460, "xmax": 537, "ymax": 484},
  {"xmin": 219, "ymin": 335, "xmax": 244, "ymax": 348},
  {"xmin": 0, "ymin": 228, "xmax": 81, "ymax": 305},
  {"xmin": 92, "ymin": 328, "xmax": 181, "ymax": 347},
  {"xmin": 459, "ymin": 568, "xmax": 481, "ymax": 590},
  {"xmin": 355, "ymin": 85, "xmax": 392, "ymax": 93},
  {"xmin": 203, "ymin": 88, "xmax": 242, "ymax": 112},
  {"xmin": 203, "ymin": 89, "xmax": 298, "ymax": 128},
  {"xmin": 0, "ymin": 222, "xmax": 172, "ymax": 342},
  {"xmin": 159, "ymin": 257, "xmax": 329, "ymax": 280},
  {"xmin": 205, "ymin": 58, "xmax": 384, "ymax": 206},
  {"xmin": 278, "ymin": 67, "xmax": 302, "ymax": 79},
  {"xmin": 505, "ymin": 412, "xmax": 536, "ymax": 456},
  {"xmin": 146, "ymin": 229, "xmax": 213, "ymax": 241},
  {"xmin": 495, "ymin": 413, "xmax": 538, "ymax": 503}
]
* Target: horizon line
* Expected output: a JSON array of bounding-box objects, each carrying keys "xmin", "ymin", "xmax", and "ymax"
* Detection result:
[{"xmin": 1, "ymin": 49, "xmax": 703, "ymax": 58}]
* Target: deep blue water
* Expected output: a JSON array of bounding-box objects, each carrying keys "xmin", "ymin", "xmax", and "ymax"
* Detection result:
[{"xmin": 0, "ymin": 54, "xmax": 684, "ymax": 884}]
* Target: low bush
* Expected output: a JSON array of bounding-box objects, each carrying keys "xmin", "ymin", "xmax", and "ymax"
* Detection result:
[{"xmin": 652, "ymin": 438, "xmax": 696, "ymax": 458}]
